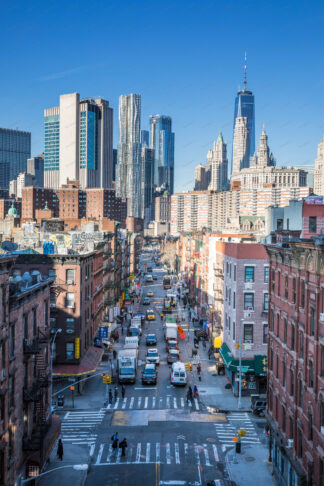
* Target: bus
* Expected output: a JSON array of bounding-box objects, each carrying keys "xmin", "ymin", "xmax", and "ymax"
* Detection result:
[{"xmin": 163, "ymin": 275, "xmax": 171, "ymax": 290}]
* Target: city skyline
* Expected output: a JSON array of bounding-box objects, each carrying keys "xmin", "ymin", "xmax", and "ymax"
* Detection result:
[{"xmin": 0, "ymin": 1, "xmax": 322, "ymax": 192}]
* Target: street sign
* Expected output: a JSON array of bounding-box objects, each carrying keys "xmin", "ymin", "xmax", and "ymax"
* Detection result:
[{"xmin": 99, "ymin": 326, "xmax": 109, "ymax": 339}]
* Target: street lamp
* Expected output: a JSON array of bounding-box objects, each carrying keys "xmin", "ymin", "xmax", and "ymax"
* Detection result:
[
  {"xmin": 22, "ymin": 464, "xmax": 88, "ymax": 483},
  {"xmin": 50, "ymin": 328, "xmax": 62, "ymax": 413}
]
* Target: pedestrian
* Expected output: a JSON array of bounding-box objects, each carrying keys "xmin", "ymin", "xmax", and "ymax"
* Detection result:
[
  {"xmin": 113, "ymin": 349, "xmax": 117, "ymax": 360},
  {"xmin": 187, "ymin": 385, "xmax": 193, "ymax": 402},
  {"xmin": 197, "ymin": 363, "xmax": 201, "ymax": 376},
  {"xmin": 208, "ymin": 348, "xmax": 213, "ymax": 359},
  {"xmin": 57, "ymin": 439, "xmax": 63, "ymax": 461},
  {"xmin": 119, "ymin": 437, "xmax": 128, "ymax": 457},
  {"xmin": 109, "ymin": 388, "xmax": 113, "ymax": 404},
  {"xmin": 114, "ymin": 386, "xmax": 118, "ymax": 401},
  {"xmin": 115, "ymin": 331, "xmax": 119, "ymax": 342},
  {"xmin": 121, "ymin": 385, "xmax": 125, "ymax": 399},
  {"xmin": 193, "ymin": 384, "xmax": 198, "ymax": 398},
  {"xmin": 121, "ymin": 326, "xmax": 124, "ymax": 335},
  {"xmin": 111, "ymin": 432, "xmax": 119, "ymax": 454}
]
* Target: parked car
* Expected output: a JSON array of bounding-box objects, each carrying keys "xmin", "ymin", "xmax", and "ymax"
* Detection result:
[
  {"xmin": 251, "ymin": 395, "xmax": 266, "ymax": 416},
  {"xmin": 167, "ymin": 349, "xmax": 180, "ymax": 364},
  {"xmin": 147, "ymin": 291, "xmax": 154, "ymax": 297},
  {"xmin": 166, "ymin": 339, "xmax": 179, "ymax": 352},
  {"xmin": 152, "ymin": 273, "xmax": 158, "ymax": 280},
  {"xmin": 146, "ymin": 309, "xmax": 156, "ymax": 321},
  {"xmin": 142, "ymin": 364, "xmax": 157, "ymax": 385},
  {"xmin": 143, "ymin": 297, "xmax": 150, "ymax": 305},
  {"xmin": 146, "ymin": 334, "xmax": 157, "ymax": 346},
  {"xmin": 146, "ymin": 348, "xmax": 160, "ymax": 365}
]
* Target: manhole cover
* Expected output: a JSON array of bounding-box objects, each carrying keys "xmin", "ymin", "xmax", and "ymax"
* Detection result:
[
  {"xmin": 245, "ymin": 456, "xmax": 255, "ymax": 462},
  {"xmin": 206, "ymin": 438, "xmax": 216, "ymax": 442},
  {"xmin": 200, "ymin": 390, "xmax": 207, "ymax": 393}
]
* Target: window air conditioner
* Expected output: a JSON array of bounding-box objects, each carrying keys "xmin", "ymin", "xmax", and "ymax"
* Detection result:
[
  {"xmin": 287, "ymin": 439, "xmax": 294, "ymax": 448},
  {"xmin": 0, "ymin": 369, "xmax": 6, "ymax": 382},
  {"xmin": 320, "ymin": 313, "xmax": 324, "ymax": 322}
]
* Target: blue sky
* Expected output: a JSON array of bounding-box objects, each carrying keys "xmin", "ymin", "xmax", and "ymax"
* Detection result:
[{"xmin": 0, "ymin": 0, "xmax": 323, "ymax": 192}]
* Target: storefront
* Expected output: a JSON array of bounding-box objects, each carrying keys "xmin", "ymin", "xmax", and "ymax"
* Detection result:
[{"xmin": 219, "ymin": 343, "xmax": 267, "ymax": 396}]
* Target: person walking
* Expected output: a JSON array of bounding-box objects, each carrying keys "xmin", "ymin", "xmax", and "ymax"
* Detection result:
[
  {"xmin": 109, "ymin": 388, "xmax": 113, "ymax": 405},
  {"xmin": 197, "ymin": 363, "xmax": 201, "ymax": 381},
  {"xmin": 114, "ymin": 386, "xmax": 118, "ymax": 401},
  {"xmin": 193, "ymin": 384, "xmax": 198, "ymax": 398},
  {"xmin": 187, "ymin": 386, "xmax": 193, "ymax": 402},
  {"xmin": 113, "ymin": 349, "xmax": 117, "ymax": 360},
  {"xmin": 111, "ymin": 432, "xmax": 119, "ymax": 454},
  {"xmin": 119, "ymin": 437, "xmax": 128, "ymax": 457},
  {"xmin": 121, "ymin": 385, "xmax": 126, "ymax": 399},
  {"xmin": 57, "ymin": 439, "xmax": 63, "ymax": 461}
]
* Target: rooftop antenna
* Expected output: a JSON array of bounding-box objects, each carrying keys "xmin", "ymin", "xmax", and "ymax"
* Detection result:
[{"xmin": 243, "ymin": 52, "xmax": 247, "ymax": 91}]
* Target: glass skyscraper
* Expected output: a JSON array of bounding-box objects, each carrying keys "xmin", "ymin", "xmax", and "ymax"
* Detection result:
[
  {"xmin": 149, "ymin": 115, "xmax": 174, "ymax": 194},
  {"xmin": 0, "ymin": 128, "xmax": 31, "ymax": 189}
]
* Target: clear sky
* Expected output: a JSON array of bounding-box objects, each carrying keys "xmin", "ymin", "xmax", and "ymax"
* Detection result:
[{"xmin": 0, "ymin": 0, "xmax": 323, "ymax": 192}]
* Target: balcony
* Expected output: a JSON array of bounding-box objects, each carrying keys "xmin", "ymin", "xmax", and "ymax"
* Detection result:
[
  {"xmin": 23, "ymin": 338, "xmax": 40, "ymax": 355},
  {"xmin": 23, "ymin": 385, "xmax": 40, "ymax": 402}
]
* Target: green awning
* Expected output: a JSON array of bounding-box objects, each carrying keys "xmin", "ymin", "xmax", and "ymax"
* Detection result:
[{"xmin": 219, "ymin": 343, "xmax": 267, "ymax": 375}]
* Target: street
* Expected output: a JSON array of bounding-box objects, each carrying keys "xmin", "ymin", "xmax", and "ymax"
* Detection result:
[{"xmin": 52, "ymin": 248, "xmax": 266, "ymax": 486}]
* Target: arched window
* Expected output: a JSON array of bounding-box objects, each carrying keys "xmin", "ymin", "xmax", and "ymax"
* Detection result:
[
  {"xmin": 298, "ymin": 374, "xmax": 303, "ymax": 408},
  {"xmin": 290, "ymin": 367, "xmax": 294, "ymax": 397},
  {"xmin": 309, "ymin": 360, "xmax": 314, "ymax": 388},
  {"xmin": 308, "ymin": 407, "xmax": 313, "ymax": 441}
]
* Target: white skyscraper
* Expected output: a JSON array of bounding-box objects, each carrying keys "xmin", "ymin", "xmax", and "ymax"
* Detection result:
[
  {"xmin": 232, "ymin": 116, "xmax": 250, "ymax": 175},
  {"xmin": 44, "ymin": 93, "xmax": 113, "ymax": 189},
  {"xmin": 116, "ymin": 94, "xmax": 142, "ymax": 218},
  {"xmin": 314, "ymin": 136, "xmax": 324, "ymax": 196},
  {"xmin": 207, "ymin": 132, "xmax": 228, "ymax": 192},
  {"xmin": 250, "ymin": 125, "xmax": 274, "ymax": 168}
]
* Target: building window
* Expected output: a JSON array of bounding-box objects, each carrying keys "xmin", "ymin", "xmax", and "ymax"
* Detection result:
[
  {"xmin": 284, "ymin": 318, "xmax": 287, "ymax": 343},
  {"xmin": 66, "ymin": 318, "xmax": 75, "ymax": 333},
  {"xmin": 271, "ymin": 269, "xmax": 275, "ymax": 292},
  {"xmin": 233, "ymin": 292, "xmax": 236, "ymax": 309},
  {"xmin": 284, "ymin": 276, "xmax": 289, "ymax": 299},
  {"xmin": 24, "ymin": 314, "xmax": 28, "ymax": 340},
  {"xmin": 270, "ymin": 348, "xmax": 273, "ymax": 370},
  {"xmin": 289, "ymin": 416, "xmax": 294, "ymax": 439},
  {"xmin": 66, "ymin": 342, "xmax": 74, "ymax": 360},
  {"xmin": 33, "ymin": 308, "xmax": 37, "ymax": 337},
  {"xmin": 9, "ymin": 376, "xmax": 14, "ymax": 408},
  {"xmin": 299, "ymin": 330, "xmax": 304, "ymax": 359},
  {"xmin": 297, "ymin": 427, "xmax": 303, "ymax": 458},
  {"xmin": 283, "ymin": 362, "xmax": 286, "ymax": 387},
  {"xmin": 66, "ymin": 269, "xmax": 75, "ymax": 285},
  {"xmin": 308, "ymin": 409, "xmax": 313, "ymax": 441},
  {"xmin": 301, "ymin": 281, "xmax": 306, "ymax": 308},
  {"xmin": 282, "ymin": 405, "xmax": 286, "ymax": 433},
  {"xmin": 291, "ymin": 324, "xmax": 295, "ymax": 350},
  {"xmin": 243, "ymin": 324, "xmax": 253, "ymax": 343},
  {"xmin": 270, "ymin": 309, "xmax": 274, "ymax": 331},
  {"xmin": 309, "ymin": 360, "xmax": 314, "ymax": 388},
  {"xmin": 309, "ymin": 216, "xmax": 317, "ymax": 233},
  {"xmin": 321, "ymin": 399, "xmax": 324, "ymax": 428},
  {"xmin": 244, "ymin": 293, "xmax": 254, "ymax": 311},
  {"xmin": 233, "ymin": 322, "xmax": 235, "ymax": 340},
  {"xmin": 322, "ymin": 288, "xmax": 324, "ymax": 313},
  {"xmin": 44, "ymin": 299, "xmax": 49, "ymax": 327},
  {"xmin": 292, "ymin": 278, "xmax": 296, "ymax": 304},
  {"xmin": 290, "ymin": 368, "xmax": 294, "ymax": 396},
  {"xmin": 298, "ymin": 376, "xmax": 303, "ymax": 408},
  {"xmin": 263, "ymin": 293, "xmax": 269, "ymax": 312},
  {"xmin": 244, "ymin": 266, "xmax": 255, "ymax": 282},
  {"xmin": 321, "ymin": 345, "xmax": 324, "ymax": 377},
  {"xmin": 264, "ymin": 266, "xmax": 269, "ymax": 283},
  {"xmin": 9, "ymin": 324, "xmax": 15, "ymax": 358},
  {"xmin": 310, "ymin": 308, "xmax": 315, "ymax": 336},
  {"xmin": 234, "ymin": 265, "xmax": 236, "ymax": 281},
  {"xmin": 263, "ymin": 324, "xmax": 268, "ymax": 344},
  {"xmin": 65, "ymin": 293, "xmax": 75, "ymax": 309}
]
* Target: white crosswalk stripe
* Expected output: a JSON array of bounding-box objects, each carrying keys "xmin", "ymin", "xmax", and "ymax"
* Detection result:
[
  {"xmin": 61, "ymin": 409, "xmax": 105, "ymax": 445},
  {"xmin": 104, "ymin": 395, "xmax": 200, "ymax": 411},
  {"xmin": 214, "ymin": 412, "xmax": 261, "ymax": 446},
  {"xmin": 94, "ymin": 441, "xmax": 220, "ymax": 466}
]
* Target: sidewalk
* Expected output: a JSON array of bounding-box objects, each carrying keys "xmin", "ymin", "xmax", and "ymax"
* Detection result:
[
  {"xmin": 36, "ymin": 439, "xmax": 90, "ymax": 486},
  {"xmin": 226, "ymin": 441, "xmax": 277, "ymax": 486}
]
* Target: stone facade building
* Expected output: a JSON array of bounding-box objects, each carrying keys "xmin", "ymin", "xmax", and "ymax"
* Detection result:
[
  {"xmin": 207, "ymin": 132, "xmax": 228, "ymax": 192},
  {"xmin": 314, "ymin": 136, "xmax": 324, "ymax": 196}
]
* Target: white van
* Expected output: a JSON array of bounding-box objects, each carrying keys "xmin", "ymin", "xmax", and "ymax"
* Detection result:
[{"xmin": 170, "ymin": 362, "xmax": 187, "ymax": 386}]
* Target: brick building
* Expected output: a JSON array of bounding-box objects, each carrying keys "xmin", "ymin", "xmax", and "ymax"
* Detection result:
[
  {"xmin": 266, "ymin": 237, "xmax": 324, "ymax": 485},
  {"xmin": 21, "ymin": 187, "xmax": 59, "ymax": 221},
  {"xmin": 86, "ymin": 188, "xmax": 127, "ymax": 222},
  {"xmin": 13, "ymin": 252, "xmax": 104, "ymax": 381},
  {"xmin": 0, "ymin": 199, "xmax": 21, "ymax": 219},
  {"xmin": 58, "ymin": 180, "xmax": 86, "ymax": 221},
  {"xmin": 0, "ymin": 257, "xmax": 60, "ymax": 485}
]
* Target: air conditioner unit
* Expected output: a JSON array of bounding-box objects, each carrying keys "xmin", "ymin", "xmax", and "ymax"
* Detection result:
[
  {"xmin": 244, "ymin": 343, "xmax": 252, "ymax": 350},
  {"xmin": 85, "ymin": 276, "xmax": 88, "ymax": 281},
  {"xmin": 244, "ymin": 310, "xmax": 252, "ymax": 318},
  {"xmin": 67, "ymin": 280, "xmax": 74, "ymax": 285},
  {"xmin": 320, "ymin": 313, "xmax": 324, "ymax": 322},
  {"xmin": 50, "ymin": 303, "xmax": 56, "ymax": 308},
  {"xmin": 287, "ymin": 439, "xmax": 294, "ymax": 448},
  {"xmin": 66, "ymin": 329, "xmax": 74, "ymax": 334},
  {"xmin": 0, "ymin": 369, "xmax": 6, "ymax": 382},
  {"xmin": 245, "ymin": 283, "xmax": 253, "ymax": 290}
]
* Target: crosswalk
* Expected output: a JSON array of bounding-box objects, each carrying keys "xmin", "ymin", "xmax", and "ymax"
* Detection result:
[
  {"xmin": 105, "ymin": 395, "xmax": 201, "ymax": 411},
  {"xmin": 214, "ymin": 412, "xmax": 261, "ymax": 447},
  {"xmin": 94, "ymin": 441, "xmax": 220, "ymax": 467},
  {"xmin": 61, "ymin": 409, "xmax": 106, "ymax": 445}
]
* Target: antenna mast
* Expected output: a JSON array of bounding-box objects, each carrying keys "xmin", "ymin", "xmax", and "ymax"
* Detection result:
[{"xmin": 243, "ymin": 52, "xmax": 247, "ymax": 91}]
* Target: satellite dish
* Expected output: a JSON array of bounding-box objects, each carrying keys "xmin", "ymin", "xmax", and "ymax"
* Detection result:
[{"xmin": 1, "ymin": 241, "xmax": 18, "ymax": 252}]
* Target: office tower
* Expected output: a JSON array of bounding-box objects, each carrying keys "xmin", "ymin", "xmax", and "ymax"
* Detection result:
[
  {"xmin": 141, "ymin": 147, "xmax": 155, "ymax": 223},
  {"xmin": 208, "ymin": 132, "xmax": 229, "ymax": 192},
  {"xmin": 141, "ymin": 130, "xmax": 149, "ymax": 148},
  {"xmin": 232, "ymin": 102, "xmax": 250, "ymax": 175},
  {"xmin": 44, "ymin": 93, "xmax": 113, "ymax": 189},
  {"xmin": 116, "ymin": 94, "xmax": 142, "ymax": 218},
  {"xmin": 194, "ymin": 164, "xmax": 207, "ymax": 191},
  {"xmin": 0, "ymin": 128, "xmax": 31, "ymax": 189},
  {"xmin": 250, "ymin": 125, "xmax": 274, "ymax": 168},
  {"xmin": 314, "ymin": 136, "xmax": 324, "ymax": 196},
  {"xmin": 149, "ymin": 115, "xmax": 175, "ymax": 193},
  {"xmin": 232, "ymin": 55, "xmax": 255, "ymax": 173},
  {"xmin": 27, "ymin": 155, "xmax": 44, "ymax": 187},
  {"xmin": 112, "ymin": 148, "xmax": 117, "ymax": 183}
]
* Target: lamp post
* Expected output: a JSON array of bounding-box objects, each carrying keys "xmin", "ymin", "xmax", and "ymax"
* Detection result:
[
  {"xmin": 22, "ymin": 464, "xmax": 88, "ymax": 483},
  {"xmin": 238, "ymin": 318, "xmax": 244, "ymax": 410},
  {"xmin": 50, "ymin": 328, "xmax": 62, "ymax": 413}
]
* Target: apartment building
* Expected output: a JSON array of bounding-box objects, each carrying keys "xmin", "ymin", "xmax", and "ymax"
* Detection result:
[{"xmin": 170, "ymin": 191, "xmax": 212, "ymax": 234}]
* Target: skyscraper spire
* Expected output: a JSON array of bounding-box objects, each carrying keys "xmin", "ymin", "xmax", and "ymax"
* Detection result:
[{"xmin": 243, "ymin": 52, "xmax": 247, "ymax": 91}]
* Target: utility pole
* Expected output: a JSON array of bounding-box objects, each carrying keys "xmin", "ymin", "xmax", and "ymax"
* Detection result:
[{"xmin": 238, "ymin": 318, "xmax": 244, "ymax": 410}]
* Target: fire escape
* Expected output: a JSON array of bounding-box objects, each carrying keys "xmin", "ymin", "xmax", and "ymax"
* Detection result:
[{"xmin": 22, "ymin": 328, "xmax": 50, "ymax": 454}]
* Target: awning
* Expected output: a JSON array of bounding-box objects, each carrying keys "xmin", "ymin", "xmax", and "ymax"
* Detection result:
[
  {"xmin": 219, "ymin": 343, "xmax": 267, "ymax": 376},
  {"xmin": 53, "ymin": 346, "xmax": 104, "ymax": 377}
]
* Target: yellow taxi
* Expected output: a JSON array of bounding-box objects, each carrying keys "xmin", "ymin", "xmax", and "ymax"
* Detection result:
[
  {"xmin": 146, "ymin": 309, "xmax": 156, "ymax": 321},
  {"xmin": 147, "ymin": 291, "xmax": 154, "ymax": 297}
]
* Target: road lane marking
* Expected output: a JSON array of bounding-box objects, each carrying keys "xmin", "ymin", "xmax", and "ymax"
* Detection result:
[
  {"xmin": 116, "ymin": 448, "xmax": 122, "ymax": 463},
  {"xmin": 106, "ymin": 444, "xmax": 112, "ymax": 463},
  {"xmin": 146, "ymin": 443, "xmax": 150, "ymax": 462},
  {"xmin": 203, "ymin": 444, "xmax": 211, "ymax": 466},
  {"xmin": 173, "ymin": 397, "xmax": 177, "ymax": 409},
  {"xmin": 212, "ymin": 444, "xmax": 219, "ymax": 462},
  {"xmin": 194, "ymin": 444, "xmax": 201, "ymax": 485},
  {"xmin": 136, "ymin": 443, "xmax": 141, "ymax": 463},
  {"xmin": 137, "ymin": 397, "xmax": 142, "ymax": 407},
  {"xmin": 114, "ymin": 398, "xmax": 119, "ymax": 409},
  {"xmin": 184, "ymin": 443, "xmax": 188, "ymax": 456},
  {"xmin": 180, "ymin": 398, "xmax": 184, "ymax": 407},
  {"xmin": 122, "ymin": 398, "xmax": 127, "ymax": 409},
  {"xmin": 152, "ymin": 397, "xmax": 156, "ymax": 408},
  {"xmin": 64, "ymin": 412, "xmax": 70, "ymax": 419},
  {"xmin": 96, "ymin": 444, "xmax": 104, "ymax": 465},
  {"xmin": 194, "ymin": 398, "xmax": 199, "ymax": 410},
  {"xmin": 175, "ymin": 443, "xmax": 180, "ymax": 464},
  {"xmin": 129, "ymin": 397, "xmax": 134, "ymax": 409},
  {"xmin": 166, "ymin": 443, "xmax": 171, "ymax": 464},
  {"xmin": 156, "ymin": 443, "xmax": 160, "ymax": 463},
  {"xmin": 89, "ymin": 444, "xmax": 95, "ymax": 457},
  {"xmin": 166, "ymin": 396, "xmax": 170, "ymax": 408},
  {"xmin": 144, "ymin": 397, "xmax": 148, "ymax": 409}
]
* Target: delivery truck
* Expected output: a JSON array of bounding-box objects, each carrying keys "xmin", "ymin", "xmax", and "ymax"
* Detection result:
[{"xmin": 117, "ymin": 348, "xmax": 137, "ymax": 384}]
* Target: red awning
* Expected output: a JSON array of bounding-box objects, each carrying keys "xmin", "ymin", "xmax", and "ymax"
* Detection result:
[{"xmin": 53, "ymin": 346, "xmax": 104, "ymax": 377}]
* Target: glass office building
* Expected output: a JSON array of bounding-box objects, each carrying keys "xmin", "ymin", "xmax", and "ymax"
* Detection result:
[
  {"xmin": 0, "ymin": 128, "xmax": 31, "ymax": 188},
  {"xmin": 232, "ymin": 89, "xmax": 255, "ymax": 173},
  {"xmin": 44, "ymin": 114, "xmax": 60, "ymax": 172},
  {"xmin": 149, "ymin": 115, "xmax": 175, "ymax": 194}
]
